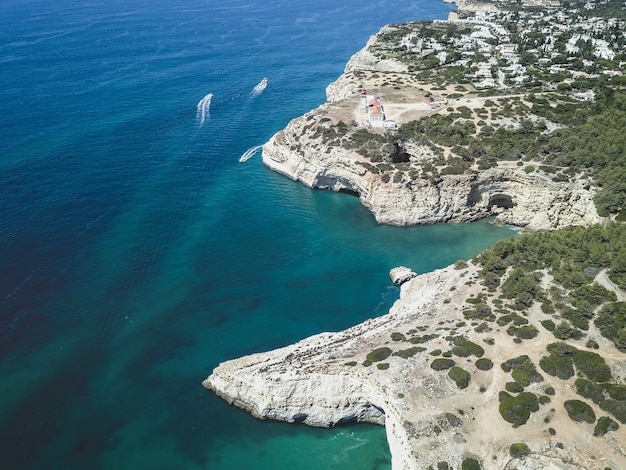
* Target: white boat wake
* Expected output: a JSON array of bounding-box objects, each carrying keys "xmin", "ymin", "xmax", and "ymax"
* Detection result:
[
  {"xmin": 250, "ymin": 78, "xmax": 268, "ymax": 97},
  {"xmin": 238, "ymin": 144, "xmax": 263, "ymax": 162},
  {"xmin": 197, "ymin": 92, "xmax": 213, "ymax": 125}
]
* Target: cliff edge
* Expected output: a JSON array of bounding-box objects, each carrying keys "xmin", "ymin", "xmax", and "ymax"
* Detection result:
[{"xmin": 260, "ymin": 19, "xmax": 603, "ymax": 229}]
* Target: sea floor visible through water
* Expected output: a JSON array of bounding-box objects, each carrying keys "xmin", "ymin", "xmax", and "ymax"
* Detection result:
[{"xmin": 0, "ymin": 0, "xmax": 516, "ymax": 468}]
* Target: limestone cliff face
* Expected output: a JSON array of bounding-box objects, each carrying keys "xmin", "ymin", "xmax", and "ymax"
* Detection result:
[
  {"xmin": 204, "ymin": 265, "xmax": 471, "ymax": 470},
  {"xmin": 205, "ymin": 260, "xmax": 626, "ymax": 469},
  {"xmin": 205, "ymin": 348, "xmax": 386, "ymax": 427},
  {"xmin": 262, "ymin": 109, "xmax": 601, "ymax": 230}
]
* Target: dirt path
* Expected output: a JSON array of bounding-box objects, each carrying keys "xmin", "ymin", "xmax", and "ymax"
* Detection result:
[{"xmin": 596, "ymin": 269, "xmax": 626, "ymax": 302}]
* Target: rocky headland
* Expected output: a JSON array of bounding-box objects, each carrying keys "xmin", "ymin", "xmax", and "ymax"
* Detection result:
[
  {"xmin": 205, "ymin": 254, "xmax": 626, "ymax": 469},
  {"xmin": 206, "ymin": 1, "xmax": 626, "ymax": 468},
  {"xmin": 261, "ymin": 26, "xmax": 603, "ymax": 230}
]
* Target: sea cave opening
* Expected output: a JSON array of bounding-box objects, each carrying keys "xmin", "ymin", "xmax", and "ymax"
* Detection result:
[{"xmin": 488, "ymin": 193, "xmax": 515, "ymax": 210}]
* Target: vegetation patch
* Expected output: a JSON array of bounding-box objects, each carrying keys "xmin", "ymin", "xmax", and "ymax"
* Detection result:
[
  {"xmin": 507, "ymin": 324, "xmax": 539, "ymax": 340},
  {"xmin": 540, "ymin": 342, "xmax": 612, "ymax": 382},
  {"xmin": 366, "ymin": 347, "xmax": 392, "ymax": 363},
  {"xmin": 461, "ymin": 458, "xmax": 481, "ymax": 470},
  {"xmin": 540, "ymin": 344, "xmax": 575, "ymax": 380},
  {"xmin": 409, "ymin": 333, "xmax": 440, "ymax": 344},
  {"xmin": 575, "ymin": 379, "xmax": 626, "ymax": 424},
  {"xmin": 393, "ymin": 346, "xmax": 426, "ymax": 359},
  {"xmin": 505, "ymin": 382, "xmax": 525, "ymax": 393},
  {"xmin": 499, "ymin": 392, "xmax": 539, "ymax": 427},
  {"xmin": 431, "ymin": 358, "xmax": 456, "ymax": 371},
  {"xmin": 475, "ymin": 358, "xmax": 493, "ymax": 371},
  {"xmin": 509, "ymin": 442, "xmax": 531, "ymax": 458},
  {"xmin": 448, "ymin": 336, "xmax": 485, "ymax": 357},
  {"xmin": 596, "ymin": 302, "xmax": 626, "ymax": 352},
  {"xmin": 391, "ymin": 332, "xmax": 406, "ymax": 342},
  {"xmin": 594, "ymin": 416, "xmax": 619, "ymax": 437},
  {"xmin": 564, "ymin": 399, "xmax": 596, "ymax": 423},
  {"xmin": 448, "ymin": 366, "xmax": 471, "ymax": 389},
  {"xmin": 501, "ymin": 355, "xmax": 543, "ymax": 386},
  {"xmin": 572, "ymin": 349, "xmax": 612, "ymax": 383}
]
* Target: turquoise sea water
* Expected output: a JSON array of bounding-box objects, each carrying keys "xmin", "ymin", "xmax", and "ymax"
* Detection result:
[{"xmin": 0, "ymin": 1, "xmax": 515, "ymax": 468}]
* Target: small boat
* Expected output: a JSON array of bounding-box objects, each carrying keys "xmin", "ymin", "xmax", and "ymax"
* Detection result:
[{"xmin": 251, "ymin": 78, "xmax": 269, "ymax": 95}]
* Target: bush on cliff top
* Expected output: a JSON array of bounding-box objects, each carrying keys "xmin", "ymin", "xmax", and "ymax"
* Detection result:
[
  {"xmin": 366, "ymin": 347, "xmax": 392, "ymax": 363},
  {"xmin": 448, "ymin": 366, "xmax": 471, "ymax": 389}
]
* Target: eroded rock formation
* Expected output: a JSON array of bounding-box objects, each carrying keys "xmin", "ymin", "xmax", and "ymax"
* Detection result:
[{"xmin": 262, "ymin": 111, "xmax": 601, "ymax": 230}]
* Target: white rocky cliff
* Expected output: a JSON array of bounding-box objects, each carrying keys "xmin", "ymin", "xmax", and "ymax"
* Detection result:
[
  {"xmin": 204, "ymin": 262, "xmax": 626, "ymax": 469},
  {"xmin": 262, "ymin": 109, "xmax": 600, "ymax": 230}
]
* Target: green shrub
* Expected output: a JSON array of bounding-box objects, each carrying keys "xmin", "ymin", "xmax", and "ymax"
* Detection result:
[
  {"xmin": 604, "ymin": 383, "xmax": 626, "ymax": 401},
  {"xmin": 540, "ymin": 343, "xmax": 575, "ymax": 379},
  {"xmin": 502, "ymin": 355, "xmax": 544, "ymax": 386},
  {"xmin": 461, "ymin": 457, "xmax": 481, "ymax": 470},
  {"xmin": 450, "ymin": 336, "xmax": 485, "ymax": 357},
  {"xmin": 391, "ymin": 332, "xmax": 406, "ymax": 342},
  {"xmin": 366, "ymin": 347, "xmax": 392, "ymax": 362},
  {"xmin": 430, "ymin": 349, "xmax": 442, "ymax": 356},
  {"xmin": 506, "ymin": 382, "xmax": 525, "ymax": 393},
  {"xmin": 599, "ymin": 398, "xmax": 626, "ymax": 423},
  {"xmin": 572, "ymin": 283, "xmax": 616, "ymax": 307},
  {"xmin": 509, "ymin": 325, "xmax": 539, "ymax": 340},
  {"xmin": 545, "ymin": 386, "xmax": 556, "ymax": 396},
  {"xmin": 344, "ymin": 361, "xmax": 357, "ymax": 366},
  {"xmin": 455, "ymin": 259, "xmax": 468, "ymax": 269},
  {"xmin": 431, "ymin": 358, "xmax": 456, "ymax": 371},
  {"xmin": 393, "ymin": 346, "xmax": 426, "ymax": 359},
  {"xmin": 509, "ymin": 442, "xmax": 531, "ymax": 458},
  {"xmin": 448, "ymin": 366, "xmax": 471, "ymax": 389},
  {"xmin": 572, "ymin": 349, "xmax": 612, "ymax": 383},
  {"xmin": 409, "ymin": 333, "xmax": 439, "ymax": 344},
  {"xmin": 553, "ymin": 321, "xmax": 583, "ymax": 340},
  {"xmin": 377, "ymin": 362, "xmax": 390, "ymax": 370},
  {"xmin": 564, "ymin": 399, "xmax": 596, "ymax": 423},
  {"xmin": 475, "ymin": 358, "xmax": 493, "ymax": 371},
  {"xmin": 596, "ymin": 302, "xmax": 626, "ymax": 351},
  {"xmin": 499, "ymin": 392, "xmax": 539, "ymax": 427},
  {"xmin": 576, "ymin": 378, "xmax": 606, "ymax": 403},
  {"xmin": 594, "ymin": 416, "xmax": 619, "ymax": 436}
]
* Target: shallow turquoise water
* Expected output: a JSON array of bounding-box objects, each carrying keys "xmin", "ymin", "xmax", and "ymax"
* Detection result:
[{"xmin": 0, "ymin": 0, "xmax": 516, "ymax": 468}]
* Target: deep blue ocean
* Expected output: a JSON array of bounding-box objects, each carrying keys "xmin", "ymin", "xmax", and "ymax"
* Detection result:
[{"xmin": 0, "ymin": 1, "xmax": 516, "ymax": 468}]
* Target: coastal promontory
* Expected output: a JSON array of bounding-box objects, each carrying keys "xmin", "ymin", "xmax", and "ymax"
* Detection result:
[{"xmin": 206, "ymin": 0, "xmax": 626, "ymax": 468}]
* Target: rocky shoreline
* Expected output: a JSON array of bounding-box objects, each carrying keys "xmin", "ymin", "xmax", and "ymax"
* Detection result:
[
  {"xmin": 205, "ymin": 3, "xmax": 625, "ymax": 469},
  {"xmin": 262, "ymin": 119, "xmax": 600, "ymax": 229},
  {"xmin": 258, "ymin": 22, "xmax": 602, "ymax": 231},
  {"xmin": 205, "ymin": 261, "xmax": 626, "ymax": 469}
]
